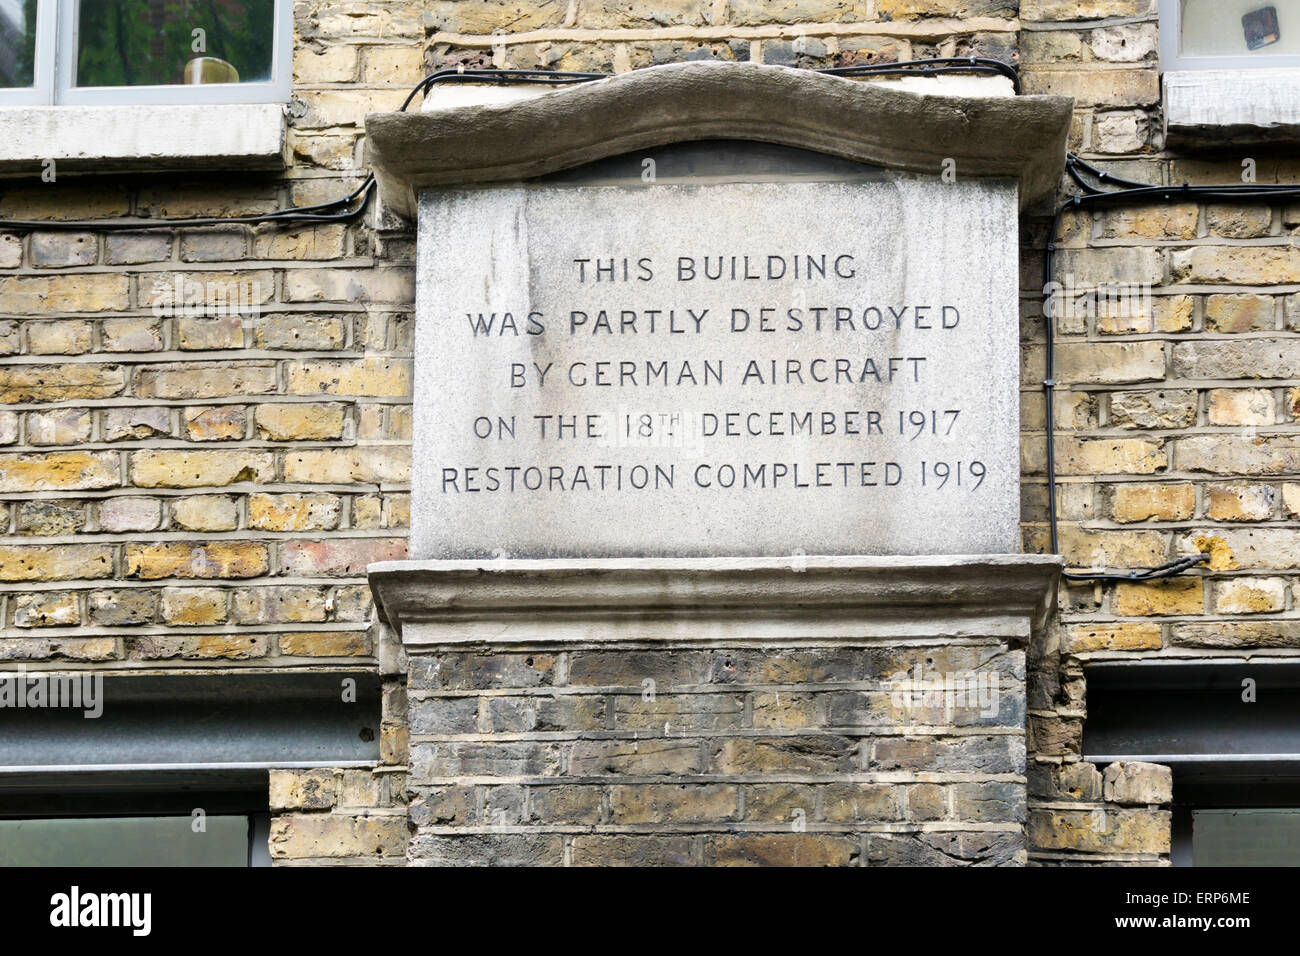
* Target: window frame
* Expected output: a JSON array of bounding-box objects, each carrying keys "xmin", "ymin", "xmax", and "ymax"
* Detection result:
[
  {"xmin": 1159, "ymin": 0, "xmax": 1300, "ymax": 72},
  {"xmin": 0, "ymin": 0, "xmax": 57, "ymax": 105},
  {"xmin": 0, "ymin": 0, "xmax": 291, "ymax": 107}
]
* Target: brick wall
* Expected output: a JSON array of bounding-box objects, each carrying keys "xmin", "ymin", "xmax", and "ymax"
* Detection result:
[
  {"xmin": 405, "ymin": 642, "xmax": 1027, "ymax": 866},
  {"xmin": 2, "ymin": 0, "xmax": 1293, "ymax": 865},
  {"xmin": 1019, "ymin": 2, "xmax": 1298, "ymax": 864}
]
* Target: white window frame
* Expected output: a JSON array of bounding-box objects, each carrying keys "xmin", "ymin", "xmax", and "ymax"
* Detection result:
[
  {"xmin": 1159, "ymin": 0, "xmax": 1300, "ymax": 71},
  {"xmin": 0, "ymin": 0, "xmax": 290, "ymax": 106},
  {"xmin": 0, "ymin": 0, "xmax": 56, "ymax": 105}
]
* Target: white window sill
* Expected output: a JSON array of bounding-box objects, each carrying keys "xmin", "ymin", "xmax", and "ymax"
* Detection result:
[
  {"xmin": 0, "ymin": 103, "xmax": 287, "ymax": 174},
  {"xmin": 1164, "ymin": 69, "xmax": 1300, "ymax": 148}
]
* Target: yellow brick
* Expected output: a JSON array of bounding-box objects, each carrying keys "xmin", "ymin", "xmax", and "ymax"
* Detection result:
[
  {"xmin": 0, "ymin": 274, "xmax": 129, "ymax": 312},
  {"xmin": 248, "ymin": 493, "xmax": 342, "ymax": 532},
  {"xmin": 1026, "ymin": 526, "xmax": 1167, "ymax": 568},
  {"xmin": 1111, "ymin": 483, "xmax": 1194, "ymax": 522},
  {"xmin": 1192, "ymin": 534, "xmax": 1239, "ymax": 571},
  {"xmin": 254, "ymin": 403, "xmax": 346, "ymax": 441},
  {"xmin": 1098, "ymin": 203, "xmax": 1198, "ymax": 240},
  {"xmin": 27, "ymin": 408, "xmax": 92, "ymax": 445},
  {"xmin": 278, "ymin": 631, "xmax": 368, "ymax": 657},
  {"xmin": 0, "ymin": 544, "xmax": 114, "ymax": 582},
  {"xmin": 134, "ymin": 363, "xmax": 277, "ymax": 400},
  {"xmin": 1023, "ymin": 0, "xmax": 1158, "ymax": 18},
  {"xmin": 1215, "ymin": 578, "xmax": 1287, "ymax": 614},
  {"xmin": 135, "ymin": 634, "xmax": 269, "ymax": 660},
  {"xmin": 1065, "ymin": 623, "xmax": 1163, "ymax": 653},
  {"xmin": 253, "ymin": 225, "xmax": 347, "ymax": 260},
  {"xmin": 0, "ymin": 452, "xmax": 119, "ymax": 492},
  {"xmin": 1096, "ymin": 295, "xmax": 1193, "ymax": 335},
  {"xmin": 27, "ymin": 320, "xmax": 93, "ymax": 354},
  {"xmin": 1206, "ymin": 204, "xmax": 1272, "ymax": 238},
  {"xmin": 0, "ymin": 365, "xmax": 125, "ymax": 403},
  {"xmin": 269, "ymin": 813, "xmax": 406, "ymax": 860},
  {"xmin": 1028, "ymin": 808, "xmax": 1169, "ymax": 854},
  {"xmin": 13, "ymin": 592, "xmax": 80, "ymax": 627},
  {"xmin": 1056, "ymin": 438, "xmax": 1166, "ymax": 475},
  {"xmin": 137, "ymin": 190, "xmax": 278, "ymax": 220},
  {"xmin": 1171, "ymin": 246, "xmax": 1300, "ymax": 284},
  {"xmin": 0, "ymin": 185, "xmax": 129, "ymax": 220},
  {"xmin": 184, "ymin": 406, "xmax": 247, "ymax": 442},
  {"xmin": 283, "ymin": 447, "xmax": 411, "ymax": 484},
  {"xmin": 1055, "ymin": 342, "xmax": 1165, "ymax": 385},
  {"xmin": 130, "ymin": 450, "xmax": 275, "ymax": 488},
  {"xmin": 160, "ymin": 587, "xmax": 229, "ymax": 625},
  {"xmin": 285, "ymin": 359, "xmax": 411, "ymax": 397},
  {"xmin": 1206, "ymin": 484, "xmax": 1275, "ymax": 521},
  {"xmin": 177, "ymin": 316, "xmax": 244, "ymax": 350},
  {"xmin": 1205, "ymin": 294, "xmax": 1276, "ymax": 333},
  {"xmin": 1208, "ymin": 388, "xmax": 1274, "ymax": 426},
  {"xmin": 1114, "ymin": 579, "xmax": 1204, "ymax": 616},
  {"xmin": 233, "ymin": 586, "xmax": 327, "ymax": 624},
  {"xmin": 126, "ymin": 542, "xmax": 269, "ymax": 579},
  {"xmin": 293, "ymin": 44, "xmax": 359, "ymax": 84},
  {"xmin": 361, "ymin": 45, "xmax": 427, "ymax": 84},
  {"xmin": 293, "ymin": 89, "xmax": 408, "ymax": 129},
  {"xmin": 170, "ymin": 495, "xmax": 240, "ymax": 532},
  {"xmin": 353, "ymin": 495, "xmax": 382, "ymax": 529},
  {"xmin": 385, "ymin": 494, "xmax": 410, "ymax": 528}
]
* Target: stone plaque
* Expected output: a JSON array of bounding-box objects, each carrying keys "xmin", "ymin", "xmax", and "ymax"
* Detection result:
[{"xmin": 413, "ymin": 171, "xmax": 1019, "ymax": 559}]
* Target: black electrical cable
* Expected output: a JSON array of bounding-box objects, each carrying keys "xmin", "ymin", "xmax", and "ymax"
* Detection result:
[
  {"xmin": 822, "ymin": 56, "xmax": 1022, "ymax": 93},
  {"xmin": 1045, "ymin": 154, "xmax": 1300, "ymax": 582},
  {"xmin": 0, "ymin": 175, "xmax": 378, "ymax": 232}
]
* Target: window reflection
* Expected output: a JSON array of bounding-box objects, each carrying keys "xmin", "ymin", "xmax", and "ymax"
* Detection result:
[
  {"xmin": 75, "ymin": 0, "xmax": 273, "ymax": 88},
  {"xmin": 0, "ymin": 0, "xmax": 36, "ymax": 88}
]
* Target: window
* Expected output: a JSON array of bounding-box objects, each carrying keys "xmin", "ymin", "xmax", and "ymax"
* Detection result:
[
  {"xmin": 0, "ymin": 0, "xmax": 290, "ymax": 106},
  {"xmin": 0, "ymin": 814, "xmax": 270, "ymax": 867},
  {"xmin": 1160, "ymin": 0, "xmax": 1300, "ymax": 70},
  {"xmin": 1189, "ymin": 809, "xmax": 1300, "ymax": 866}
]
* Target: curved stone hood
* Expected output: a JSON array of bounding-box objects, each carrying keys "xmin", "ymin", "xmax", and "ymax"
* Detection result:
[{"xmin": 364, "ymin": 60, "xmax": 1075, "ymax": 220}]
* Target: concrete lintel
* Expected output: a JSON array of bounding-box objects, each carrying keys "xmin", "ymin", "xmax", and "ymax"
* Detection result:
[
  {"xmin": 369, "ymin": 553, "xmax": 1063, "ymax": 647},
  {"xmin": 364, "ymin": 61, "xmax": 1074, "ymax": 219},
  {"xmin": 0, "ymin": 103, "xmax": 288, "ymax": 175}
]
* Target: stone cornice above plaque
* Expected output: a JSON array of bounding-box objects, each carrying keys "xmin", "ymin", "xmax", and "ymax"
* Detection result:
[
  {"xmin": 364, "ymin": 61, "xmax": 1074, "ymax": 220},
  {"xmin": 368, "ymin": 554, "xmax": 1064, "ymax": 647}
]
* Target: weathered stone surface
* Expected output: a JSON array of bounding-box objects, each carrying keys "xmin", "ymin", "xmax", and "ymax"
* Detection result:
[
  {"xmin": 1172, "ymin": 340, "xmax": 1299, "ymax": 380},
  {"xmin": 1215, "ymin": 577, "xmax": 1287, "ymax": 614},
  {"xmin": 1028, "ymin": 808, "xmax": 1170, "ymax": 854},
  {"xmin": 414, "ymin": 175, "xmax": 1022, "ymax": 558},
  {"xmin": 368, "ymin": 61, "xmax": 1073, "ymax": 218},
  {"xmin": 1103, "ymin": 762, "xmax": 1172, "ymax": 806},
  {"xmin": 1109, "ymin": 390, "xmax": 1196, "ymax": 430}
]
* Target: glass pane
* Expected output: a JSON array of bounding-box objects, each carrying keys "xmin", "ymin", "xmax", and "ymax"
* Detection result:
[
  {"xmin": 0, "ymin": 0, "xmax": 37, "ymax": 88},
  {"xmin": 75, "ymin": 0, "xmax": 274, "ymax": 89},
  {"xmin": 1181, "ymin": 1, "xmax": 1300, "ymax": 58},
  {"xmin": 1192, "ymin": 808, "xmax": 1300, "ymax": 866},
  {"xmin": 0, "ymin": 815, "xmax": 250, "ymax": 866}
]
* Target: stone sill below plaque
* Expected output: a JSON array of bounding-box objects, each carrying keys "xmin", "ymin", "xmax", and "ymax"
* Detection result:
[
  {"xmin": 365, "ymin": 60, "xmax": 1074, "ymax": 220},
  {"xmin": 0, "ymin": 104, "xmax": 288, "ymax": 175},
  {"xmin": 1164, "ymin": 69, "xmax": 1300, "ymax": 149},
  {"xmin": 368, "ymin": 554, "xmax": 1064, "ymax": 648}
]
